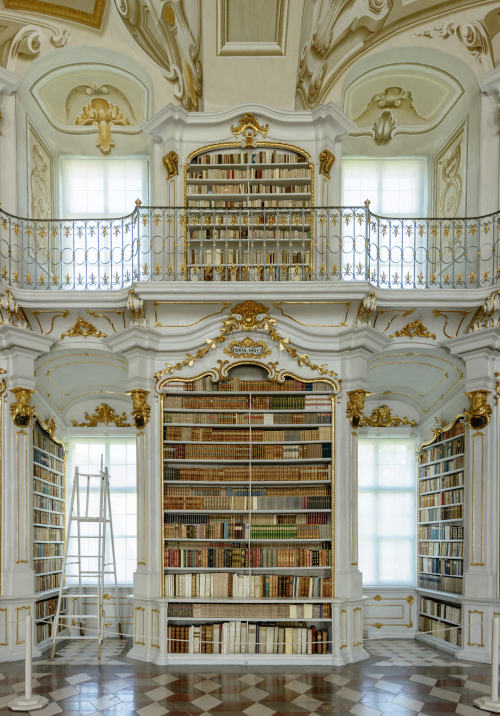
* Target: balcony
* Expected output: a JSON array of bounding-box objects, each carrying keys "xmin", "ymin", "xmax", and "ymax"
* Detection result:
[{"xmin": 1, "ymin": 204, "xmax": 499, "ymax": 291}]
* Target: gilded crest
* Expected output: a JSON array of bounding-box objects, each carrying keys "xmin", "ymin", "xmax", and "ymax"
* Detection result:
[
  {"xmin": 72, "ymin": 403, "xmax": 131, "ymax": 427},
  {"xmin": 224, "ymin": 337, "xmax": 272, "ymax": 359},
  {"xmin": 230, "ymin": 113, "xmax": 269, "ymax": 147}
]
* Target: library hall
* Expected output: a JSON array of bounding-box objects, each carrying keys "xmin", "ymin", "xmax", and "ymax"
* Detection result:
[{"xmin": 0, "ymin": 0, "xmax": 500, "ymax": 714}]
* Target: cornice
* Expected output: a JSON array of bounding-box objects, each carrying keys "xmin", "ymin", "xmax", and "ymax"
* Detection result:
[
  {"xmin": 446, "ymin": 327, "xmax": 500, "ymax": 356},
  {"xmin": 0, "ymin": 324, "xmax": 55, "ymax": 353}
]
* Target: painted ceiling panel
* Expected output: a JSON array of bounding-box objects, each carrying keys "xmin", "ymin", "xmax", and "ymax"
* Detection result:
[{"xmin": 4, "ymin": 0, "xmax": 106, "ymax": 29}]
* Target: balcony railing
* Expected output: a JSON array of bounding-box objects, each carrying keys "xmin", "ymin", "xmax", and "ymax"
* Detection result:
[{"xmin": 0, "ymin": 204, "xmax": 499, "ymax": 290}]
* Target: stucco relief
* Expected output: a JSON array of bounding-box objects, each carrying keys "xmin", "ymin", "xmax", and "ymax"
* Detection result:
[
  {"xmin": 352, "ymin": 86, "xmax": 424, "ymax": 144},
  {"xmin": 434, "ymin": 123, "xmax": 466, "ymax": 219},
  {"xmin": 0, "ymin": 12, "xmax": 69, "ymax": 71},
  {"xmin": 417, "ymin": 20, "xmax": 493, "ymax": 65},
  {"xmin": 27, "ymin": 122, "xmax": 53, "ymax": 227}
]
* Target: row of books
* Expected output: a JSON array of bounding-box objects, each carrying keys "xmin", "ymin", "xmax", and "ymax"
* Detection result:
[
  {"xmin": 419, "ymin": 457, "xmax": 464, "ymax": 477},
  {"xmin": 34, "ymin": 526, "xmax": 64, "ymax": 541},
  {"xmin": 418, "ymin": 574, "xmax": 463, "ymax": 593},
  {"xmin": 165, "ymin": 485, "xmax": 330, "ymax": 497},
  {"xmin": 419, "ymin": 558, "xmax": 463, "ymax": 576},
  {"xmin": 164, "ymin": 426, "xmax": 332, "ymax": 442},
  {"xmin": 164, "ymin": 573, "xmax": 332, "ymax": 598},
  {"xmin": 34, "ymin": 424, "xmax": 64, "ymax": 459},
  {"xmin": 165, "ymin": 546, "xmax": 331, "ymax": 568},
  {"xmin": 419, "ymin": 597, "xmax": 461, "ymax": 623},
  {"xmin": 437, "ymin": 422, "xmax": 465, "ymax": 440},
  {"xmin": 35, "ymin": 597, "xmax": 60, "ymax": 620},
  {"xmin": 164, "ymin": 395, "xmax": 330, "ymax": 410},
  {"xmin": 418, "ymin": 541, "xmax": 463, "ymax": 557},
  {"xmin": 418, "ymin": 524, "xmax": 463, "ymax": 540},
  {"xmin": 167, "ymin": 603, "xmax": 332, "ymax": 619},
  {"xmin": 164, "ymin": 411, "xmax": 331, "ymax": 426},
  {"xmin": 418, "ymin": 615, "xmax": 461, "ymax": 645},
  {"xmin": 33, "ymin": 557, "xmax": 63, "ymax": 574},
  {"xmin": 419, "ymin": 505, "xmax": 463, "ymax": 522},
  {"xmin": 188, "ymin": 198, "xmax": 310, "ymax": 208},
  {"xmin": 419, "ymin": 437, "xmax": 464, "ymax": 465},
  {"xmin": 419, "ymin": 488, "xmax": 463, "ymax": 508},
  {"xmin": 33, "ymin": 495, "xmax": 64, "ymax": 513},
  {"xmin": 188, "ymin": 168, "xmax": 309, "ymax": 179},
  {"xmin": 35, "ymin": 572, "xmax": 61, "ymax": 592},
  {"xmin": 33, "ymin": 510, "xmax": 64, "ymax": 527},
  {"xmin": 164, "ymin": 464, "xmax": 330, "ymax": 481},
  {"xmin": 165, "ymin": 513, "xmax": 329, "ymax": 525},
  {"xmin": 34, "ymin": 542, "xmax": 63, "ymax": 557},
  {"xmin": 164, "ymin": 443, "xmax": 331, "ymax": 460},
  {"xmin": 188, "ymin": 183, "xmax": 310, "ymax": 195},
  {"xmin": 34, "ymin": 464, "xmax": 64, "ymax": 486},
  {"xmin": 167, "ymin": 622, "xmax": 328, "ymax": 655},
  {"xmin": 165, "ymin": 523, "xmax": 331, "ymax": 540},
  {"xmin": 34, "ymin": 449, "xmax": 63, "ymax": 473},
  {"xmin": 33, "ymin": 478, "xmax": 64, "ymax": 498},
  {"xmin": 418, "ymin": 473, "xmax": 463, "ymax": 493},
  {"xmin": 190, "ymin": 151, "xmax": 308, "ymax": 165},
  {"xmin": 164, "ymin": 496, "xmax": 330, "ymax": 511}
]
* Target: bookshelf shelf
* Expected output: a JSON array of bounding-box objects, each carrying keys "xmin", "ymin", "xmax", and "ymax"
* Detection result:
[
  {"xmin": 185, "ymin": 146, "xmax": 313, "ymax": 281},
  {"xmin": 417, "ymin": 416, "xmax": 465, "ymax": 648},
  {"xmin": 33, "ymin": 418, "xmax": 66, "ymax": 644},
  {"xmin": 162, "ymin": 369, "xmax": 334, "ymax": 659}
]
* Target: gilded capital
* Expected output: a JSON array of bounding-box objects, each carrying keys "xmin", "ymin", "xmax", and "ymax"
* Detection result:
[
  {"xmin": 127, "ymin": 389, "xmax": 151, "ymax": 429},
  {"xmin": 465, "ymin": 390, "xmax": 492, "ymax": 430},
  {"xmin": 10, "ymin": 387, "xmax": 35, "ymax": 427},
  {"xmin": 346, "ymin": 389, "xmax": 369, "ymax": 428}
]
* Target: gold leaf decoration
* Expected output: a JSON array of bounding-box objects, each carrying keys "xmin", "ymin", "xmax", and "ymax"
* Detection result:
[
  {"xmin": 72, "ymin": 403, "xmax": 131, "ymax": 427},
  {"xmin": 224, "ymin": 337, "xmax": 272, "ymax": 359},
  {"xmin": 75, "ymin": 97, "xmax": 130, "ymax": 154},
  {"xmin": 359, "ymin": 405, "xmax": 417, "ymax": 427},
  {"xmin": 61, "ymin": 317, "xmax": 107, "ymax": 339},
  {"xmin": 390, "ymin": 319, "xmax": 436, "ymax": 340},
  {"xmin": 464, "ymin": 390, "xmax": 492, "ymax": 430},
  {"xmin": 319, "ymin": 149, "xmax": 335, "ymax": 179},
  {"xmin": 230, "ymin": 113, "xmax": 269, "ymax": 147}
]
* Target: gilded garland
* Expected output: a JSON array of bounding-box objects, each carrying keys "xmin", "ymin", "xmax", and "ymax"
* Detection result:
[{"xmin": 155, "ymin": 300, "xmax": 340, "ymax": 389}]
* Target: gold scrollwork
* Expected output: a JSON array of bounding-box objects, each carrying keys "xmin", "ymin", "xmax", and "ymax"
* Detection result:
[
  {"xmin": 319, "ymin": 149, "xmax": 335, "ymax": 179},
  {"xmin": 61, "ymin": 317, "xmax": 107, "ymax": 339},
  {"xmin": 127, "ymin": 389, "xmax": 151, "ymax": 429},
  {"xmin": 75, "ymin": 97, "xmax": 130, "ymax": 155},
  {"xmin": 10, "ymin": 388, "xmax": 35, "ymax": 427},
  {"xmin": 72, "ymin": 403, "xmax": 131, "ymax": 427},
  {"xmin": 224, "ymin": 337, "xmax": 271, "ymax": 359},
  {"xmin": 346, "ymin": 389, "xmax": 368, "ymax": 428},
  {"xmin": 155, "ymin": 301, "xmax": 340, "ymax": 389},
  {"xmin": 465, "ymin": 390, "xmax": 492, "ymax": 430},
  {"xmin": 231, "ymin": 113, "xmax": 269, "ymax": 147},
  {"xmin": 390, "ymin": 319, "xmax": 436, "ymax": 340},
  {"xmin": 163, "ymin": 150, "xmax": 178, "ymax": 180},
  {"xmin": 359, "ymin": 405, "xmax": 417, "ymax": 427}
]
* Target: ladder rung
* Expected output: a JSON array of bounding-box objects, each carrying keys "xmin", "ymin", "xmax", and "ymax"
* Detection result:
[
  {"xmin": 53, "ymin": 635, "xmax": 104, "ymax": 640},
  {"xmin": 71, "ymin": 517, "xmax": 111, "ymax": 523},
  {"xmin": 58, "ymin": 593, "xmax": 100, "ymax": 598}
]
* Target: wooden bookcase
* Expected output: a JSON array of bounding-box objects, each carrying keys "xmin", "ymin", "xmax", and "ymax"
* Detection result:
[
  {"xmin": 161, "ymin": 368, "xmax": 335, "ymax": 660},
  {"xmin": 416, "ymin": 416, "xmax": 464, "ymax": 650},
  {"xmin": 32, "ymin": 418, "xmax": 65, "ymax": 645},
  {"xmin": 184, "ymin": 145, "xmax": 313, "ymax": 281}
]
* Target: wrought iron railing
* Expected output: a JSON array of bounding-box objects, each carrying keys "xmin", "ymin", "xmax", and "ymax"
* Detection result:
[{"xmin": 0, "ymin": 204, "xmax": 499, "ymax": 290}]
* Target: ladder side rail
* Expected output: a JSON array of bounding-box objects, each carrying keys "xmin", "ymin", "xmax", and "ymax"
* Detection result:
[
  {"xmin": 97, "ymin": 469, "xmax": 106, "ymax": 656},
  {"xmin": 104, "ymin": 466, "xmax": 122, "ymax": 637},
  {"xmin": 50, "ymin": 466, "xmax": 78, "ymax": 658},
  {"xmin": 76, "ymin": 467, "xmax": 84, "ymax": 636}
]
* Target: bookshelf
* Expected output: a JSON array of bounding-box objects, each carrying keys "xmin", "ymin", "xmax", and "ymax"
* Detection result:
[
  {"xmin": 32, "ymin": 418, "xmax": 66, "ymax": 646},
  {"xmin": 416, "ymin": 416, "xmax": 464, "ymax": 651},
  {"xmin": 184, "ymin": 146, "xmax": 313, "ymax": 281},
  {"xmin": 162, "ymin": 367, "xmax": 335, "ymax": 661}
]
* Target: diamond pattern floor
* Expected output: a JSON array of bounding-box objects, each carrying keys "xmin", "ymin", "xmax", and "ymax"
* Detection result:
[{"xmin": 0, "ymin": 638, "xmax": 494, "ymax": 715}]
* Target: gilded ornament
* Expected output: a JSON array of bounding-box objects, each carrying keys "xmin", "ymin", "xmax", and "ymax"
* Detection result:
[
  {"xmin": 40, "ymin": 416, "xmax": 56, "ymax": 438},
  {"xmin": 464, "ymin": 390, "xmax": 492, "ymax": 430},
  {"xmin": 224, "ymin": 337, "xmax": 271, "ymax": 359},
  {"xmin": 126, "ymin": 389, "xmax": 151, "ymax": 429},
  {"xmin": 230, "ymin": 113, "xmax": 269, "ymax": 147},
  {"xmin": 127, "ymin": 289, "xmax": 146, "ymax": 328},
  {"xmin": 163, "ymin": 151, "xmax": 178, "ymax": 180},
  {"xmin": 10, "ymin": 387, "xmax": 35, "ymax": 427},
  {"xmin": 72, "ymin": 403, "xmax": 131, "ymax": 428},
  {"xmin": 346, "ymin": 389, "xmax": 368, "ymax": 428},
  {"xmin": 230, "ymin": 301, "xmax": 271, "ymax": 330},
  {"xmin": 75, "ymin": 97, "xmax": 130, "ymax": 154},
  {"xmin": 359, "ymin": 405, "xmax": 417, "ymax": 427},
  {"xmin": 467, "ymin": 290, "xmax": 500, "ymax": 333},
  {"xmin": 495, "ymin": 372, "xmax": 500, "ymax": 405},
  {"xmin": 355, "ymin": 292, "xmax": 376, "ymax": 328},
  {"xmin": 0, "ymin": 368, "xmax": 6, "ymax": 397},
  {"xmin": 61, "ymin": 317, "xmax": 107, "ymax": 339},
  {"xmin": 319, "ymin": 149, "xmax": 335, "ymax": 179},
  {"xmin": 390, "ymin": 319, "xmax": 436, "ymax": 340},
  {"xmin": 0, "ymin": 289, "xmax": 29, "ymax": 330}
]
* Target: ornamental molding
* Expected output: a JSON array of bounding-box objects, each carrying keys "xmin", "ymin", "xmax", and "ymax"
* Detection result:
[
  {"xmin": 155, "ymin": 300, "xmax": 340, "ymax": 390},
  {"xmin": 127, "ymin": 289, "xmax": 146, "ymax": 328},
  {"xmin": 359, "ymin": 405, "xmax": 417, "ymax": 427},
  {"xmin": 126, "ymin": 388, "xmax": 151, "ymax": 429},
  {"xmin": 224, "ymin": 337, "xmax": 272, "ymax": 359},
  {"xmin": 115, "ymin": 0, "xmax": 202, "ymax": 111},
  {"xmin": 346, "ymin": 389, "xmax": 368, "ymax": 428},
  {"xmin": 467, "ymin": 290, "xmax": 500, "ymax": 333},
  {"xmin": 163, "ymin": 150, "xmax": 178, "ymax": 180},
  {"xmin": 390, "ymin": 319, "xmax": 436, "ymax": 340},
  {"xmin": 319, "ymin": 149, "xmax": 334, "ymax": 179},
  {"xmin": 72, "ymin": 403, "xmax": 131, "ymax": 428},
  {"xmin": 61, "ymin": 317, "xmax": 107, "ymax": 339},
  {"xmin": 10, "ymin": 387, "xmax": 35, "ymax": 427},
  {"xmin": 416, "ymin": 21, "xmax": 492, "ymax": 64},
  {"xmin": 464, "ymin": 390, "xmax": 492, "ymax": 430},
  {"xmin": 355, "ymin": 292, "xmax": 376, "ymax": 328},
  {"xmin": 0, "ymin": 289, "xmax": 30, "ymax": 330},
  {"xmin": 230, "ymin": 113, "xmax": 269, "ymax": 147},
  {"xmin": 75, "ymin": 97, "xmax": 130, "ymax": 154},
  {"xmin": 0, "ymin": 12, "xmax": 69, "ymax": 72}
]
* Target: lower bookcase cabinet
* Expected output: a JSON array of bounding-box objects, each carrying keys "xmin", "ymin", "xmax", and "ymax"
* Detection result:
[{"xmin": 416, "ymin": 593, "xmax": 462, "ymax": 652}]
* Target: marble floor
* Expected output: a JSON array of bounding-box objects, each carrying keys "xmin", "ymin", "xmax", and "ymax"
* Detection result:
[{"xmin": 0, "ymin": 639, "xmax": 496, "ymax": 716}]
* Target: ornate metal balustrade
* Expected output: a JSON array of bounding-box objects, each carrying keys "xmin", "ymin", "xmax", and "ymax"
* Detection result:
[{"xmin": 0, "ymin": 204, "xmax": 499, "ymax": 290}]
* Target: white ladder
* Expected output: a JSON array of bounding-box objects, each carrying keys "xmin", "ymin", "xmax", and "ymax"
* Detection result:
[{"xmin": 50, "ymin": 464, "xmax": 122, "ymax": 658}]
